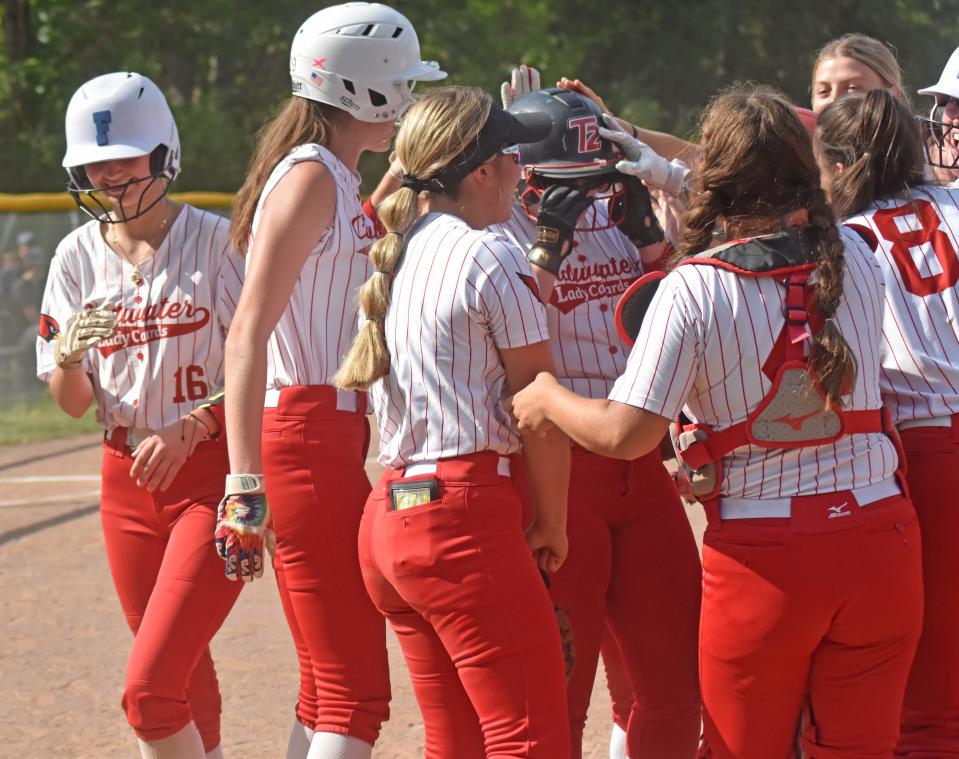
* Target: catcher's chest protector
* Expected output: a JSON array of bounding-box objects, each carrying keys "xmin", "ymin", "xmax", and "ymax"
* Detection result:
[{"xmin": 615, "ymin": 231, "xmax": 890, "ymax": 501}]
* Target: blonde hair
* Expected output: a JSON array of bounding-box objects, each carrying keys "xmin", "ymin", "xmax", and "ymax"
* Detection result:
[
  {"xmin": 333, "ymin": 86, "xmax": 493, "ymax": 390},
  {"xmin": 229, "ymin": 97, "xmax": 339, "ymax": 253},
  {"xmin": 812, "ymin": 34, "xmax": 904, "ymax": 100}
]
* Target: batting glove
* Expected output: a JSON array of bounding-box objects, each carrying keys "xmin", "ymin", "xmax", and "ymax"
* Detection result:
[
  {"xmin": 501, "ymin": 64, "xmax": 541, "ymax": 109},
  {"xmin": 215, "ymin": 474, "xmax": 270, "ymax": 582},
  {"xmin": 598, "ymin": 114, "xmax": 689, "ymax": 196},
  {"xmin": 527, "ymin": 185, "xmax": 593, "ymax": 275},
  {"xmin": 55, "ymin": 308, "xmax": 117, "ymax": 368}
]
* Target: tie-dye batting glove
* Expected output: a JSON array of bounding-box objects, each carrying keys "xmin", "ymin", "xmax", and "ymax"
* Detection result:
[{"xmin": 215, "ymin": 474, "xmax": 269, "ymax": 582}]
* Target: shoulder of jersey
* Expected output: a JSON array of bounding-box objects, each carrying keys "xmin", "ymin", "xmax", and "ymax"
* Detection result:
[
  {"xmin": 54, "ymin": 218, "xmax": 103, "ymax": 261},
  {"xmin": 286, "ymin": 142, "xmax": 352, "ymax": 182}
]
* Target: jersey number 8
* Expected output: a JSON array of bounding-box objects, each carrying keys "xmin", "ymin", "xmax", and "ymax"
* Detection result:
[{"xmin": 868, "ymin": 199, "xmax": 959, "ymax": 297}]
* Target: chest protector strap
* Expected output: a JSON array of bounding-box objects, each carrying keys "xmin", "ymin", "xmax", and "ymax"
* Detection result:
[{"xmin": 626, "ymin": 230, "xmax": 894, "ymax": 501}]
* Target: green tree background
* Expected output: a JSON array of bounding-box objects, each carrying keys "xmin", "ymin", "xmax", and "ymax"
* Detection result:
[{"xmin": 3, "ymin": 0, "xmax": 959, "ymax": 194}]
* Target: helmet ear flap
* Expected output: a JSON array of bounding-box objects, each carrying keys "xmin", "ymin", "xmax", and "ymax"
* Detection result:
[
  {"xmin": 149, "ymin": 145, "xmax": 169, "ymax": 176},
  {"xmin": 68, "ymin": 166, "xmax": 92, "ymax": 190}
]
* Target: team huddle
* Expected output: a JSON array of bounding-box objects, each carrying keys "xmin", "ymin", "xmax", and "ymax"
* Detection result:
[{"xmin": 33, "ymin": 2, "xmax": 959, "ymax": 758}]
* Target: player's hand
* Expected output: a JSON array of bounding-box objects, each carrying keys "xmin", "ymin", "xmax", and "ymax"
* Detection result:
[
  {"xmin": 526, "ymin": 520, "xmax": 568, "ymax": 573},
  {"xmin": 649, "ymin": 186, "xmax": 685, "ymax": 250},
  {"xmin": 526, "ymin": 186, "xmax": 593, "ymax": 275},
  {"xmin": 215, "ymin": 474, "xmax": 270, "ymax": 582},
  {"xmin": 598, "ymin": 114, "xmax": 689, "ymax": 196},
  {"xmin": 672, "ymin": 466, "xmax": 698, "ymax": 504},
  {"xmin": 129, "ymin": 415, "xmax": 207, "ymax": 492},
  {"xmin": 501, "ymin": 64, "xmax": 541, "ymax": 109},
  {"xmin": 556, "ymin": 77, "xmax": 609, "ymax": 114},
  {"xmin": 55, "ymin": 307, "xmax": 117, "ymax": 368},
  {"xmin": 511, "ymin": 372, "xmax": 560, "ymax": 436}
]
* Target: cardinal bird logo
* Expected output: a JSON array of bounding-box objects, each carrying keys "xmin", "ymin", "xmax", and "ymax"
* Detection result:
[
  {"xmin": 518, "ymin": 272, "xmax": 542, "ymax": 301},
  {"xmin": 38, "ymin": 314, "xmax": 60, "ymax": 342}
]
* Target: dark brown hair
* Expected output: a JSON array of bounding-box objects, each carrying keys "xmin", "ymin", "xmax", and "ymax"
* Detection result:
[
  {"xmin": 229, "ymin": 97, "xmax": 340, "ymax": 253},
  {"xmin": 679, "ymin": 84, "xmax": 855, "ymax": 407},
  {"xmin": 815, "ymin": 88, "xmax": 926, "ymax": 219}
]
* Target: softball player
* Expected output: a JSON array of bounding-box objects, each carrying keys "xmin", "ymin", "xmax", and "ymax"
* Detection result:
[
  {"xmin": 811, "ymin": 34, "xmax": 905, "ymax": 114},
  {"xmin": 335, "ymin": 85, "xmax": 572, "ymax": 758},
  {"xmin": 818, "ymin": 86, "xmax": 959, "ymax": 756},
  {"xmin": 216, "ymin": 5, "xmax": 444, "ymax": 757},
  {"xmin": 916, "ymin": 45, "xmax": 959, "ymax": 183},
  {"xmin": 37, "ymin": 72, "xmax": 244, "ymax": 759},
  {"xmin": 491, "ymin": 84, "xmax": 702, "ymax": 759},
  {"xmin": 511, "ymin": 86, "xmax": 922, "ymax": 759}
]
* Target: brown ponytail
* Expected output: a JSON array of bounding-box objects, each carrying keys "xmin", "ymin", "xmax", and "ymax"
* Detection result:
[
  {"xmin": 229, "ymin": 97, "xmax": 339, "ymax": 253},
  {"xmin": 679, "ymin": 84, "xmax": 855, "ymax": 407},
  {"xmin": 334, "ymin": 86, "xmax": 493, "ymax": 390},
  {"xmin": 816, "ymin": 88, "xmax": 925, "ymax": 219}
]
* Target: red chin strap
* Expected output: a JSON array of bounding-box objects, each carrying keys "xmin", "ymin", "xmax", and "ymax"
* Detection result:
[{"xmin": 518, "ymin": 179, "xmax": 626, "ymax": 232}]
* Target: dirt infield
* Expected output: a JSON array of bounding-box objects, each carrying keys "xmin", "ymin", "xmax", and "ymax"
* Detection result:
[{"xmin": 0, "ymin": 434, "xmax": 705, "ymax": 758}]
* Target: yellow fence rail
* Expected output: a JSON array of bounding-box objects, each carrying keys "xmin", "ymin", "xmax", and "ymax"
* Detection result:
[{"xmin": 0, "ymin": 192, "xmax": 235, "ymax": 212}]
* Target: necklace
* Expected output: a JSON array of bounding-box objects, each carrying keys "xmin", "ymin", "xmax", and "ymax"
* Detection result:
[{"xmin": 110, "ymin": 205, "xmax": 172, "ymax": 287}]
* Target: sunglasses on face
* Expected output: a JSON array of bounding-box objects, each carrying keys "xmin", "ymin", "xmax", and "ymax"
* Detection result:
[{"xmin": 499, "ymin": 144, "xmax": 521, "ymax": 164}]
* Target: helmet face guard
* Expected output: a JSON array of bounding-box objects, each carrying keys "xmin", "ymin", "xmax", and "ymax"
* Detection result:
[
  {"xmin": 920, "ymin": 107, "xmax": 959, "ymax": 171},
  {"xmin": 66, "ymin": 145, "xmax": 174, "ymax": 224},
  {"xmin": 67, "ymin": 172, "xmax": 172, "ymax": 224},
  {"xmin": 520, "ymin": 168, "xmax": 626, "ymax": 231}
]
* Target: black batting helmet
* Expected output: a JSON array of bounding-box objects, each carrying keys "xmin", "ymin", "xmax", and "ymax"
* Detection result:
[{"xmin": 507, "ymin": 88, "xmax": 618, "ymax": 179}]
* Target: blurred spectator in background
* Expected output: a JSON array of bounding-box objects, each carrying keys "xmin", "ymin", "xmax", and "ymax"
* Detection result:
[
  {"xmin": 11, "ymin": 247, "xmax": 48, "ymax": 349},
  {"xmin": 15, "ymin": 231, "xmax": 35, "ymax": 264},
  {"xmin": 0, "ymin": 250, "xmax": 23, "ymax": 346}
]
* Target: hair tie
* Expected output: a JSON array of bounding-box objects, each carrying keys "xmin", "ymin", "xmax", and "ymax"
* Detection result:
[
  {"xmin": 401, "ymin": 174, "xmax": 447, "ymax": 194},
  {"xmin": 374, "ymin": 268, "xmax": 392, "ymax": 277},
  {"xmin": 401, "ymin": 175, "xmax": 429, "ymax": 193},
  {"xmin": 387, "ymin": 230, "xmax": 404, "ymax": 240}
]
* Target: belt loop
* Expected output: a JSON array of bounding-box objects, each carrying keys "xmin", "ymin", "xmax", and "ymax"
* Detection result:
[{"xmin": 952, "ymin": 412, "xmax": 959, "ymax": 445}]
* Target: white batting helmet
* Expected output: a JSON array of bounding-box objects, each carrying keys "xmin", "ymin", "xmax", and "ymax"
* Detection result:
[
  {"xmin": 289, "ymin": 2, "xmax": 446, "ymax": 123},
  {"xmin": 63, "ymin": 72, "xmax": 180, "ymax": 179},
  {"xmin": 63, "ymin": 72, "xmax": 180, "ymax": 223},
  {"xmin": 919, "ymin": 46, "xmax": 959, "ymax": 104}
]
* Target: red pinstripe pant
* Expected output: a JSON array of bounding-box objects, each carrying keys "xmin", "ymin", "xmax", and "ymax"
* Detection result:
[
  {"xmin": 359, "ymin": 452, "xmax": 571, "ymax": 758},
  {"xmin": 100, "ymin": 430, "xmax": 242, "ymax": 751},
  {"xmin": 897, "ymin": 423, "xmax": 959, "ymax": 757},
  {"xmin": 262, "ymin": 386, "xmax": 390, "ymax": 746},
  {"xmin": 699, "ymin": 492, "xmax": 922, "ymax": 759},
  {"xmin": 550, "ymin": 448, "xmax": 702, "ymax": 759}
]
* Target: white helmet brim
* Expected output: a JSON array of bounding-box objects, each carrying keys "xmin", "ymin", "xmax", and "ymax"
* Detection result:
[
  {"xmin": 62, "ymin": 141, "xmax": 152, "ymax": 169},
  {"xmin": 395, "ymin": 60, "xmax": 447, "ymax": 82}
]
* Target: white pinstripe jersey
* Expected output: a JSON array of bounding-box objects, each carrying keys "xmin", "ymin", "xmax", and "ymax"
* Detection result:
[
  {"xmin": 368, "ymin": 212, "xmax": 550, "ymax": 469},
  {"xmin": 490, "ymin": 202, "xmax": 641, "ymax": 399},
  {"xmin": 844, "ymin": 185, "xmax": 959, "ymax": 423},
  {"xmin": 609, "ymin": 230, "xmax": 898, "ymax": 498},
  {"xmin": 249, "ymin": 143, "xmax": 375, "ymax": 399},
  {"xmin": 36, "ymin": 205, "xmax": 243, "ymax": 432}
]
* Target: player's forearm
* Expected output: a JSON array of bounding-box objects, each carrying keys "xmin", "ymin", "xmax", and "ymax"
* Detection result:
[
  {"xmin": 620, "ymin": 121, "xmax": 699, "ymax": 165},
  {"xmin": 49, "ymin": 365, "xmax": 94, "ymax": 419},
  {"xmin": 224, "ymin": 328, "xmax": 268, "ymax": 473},
  {"xmin": 528, "ymin": 263, "xmax": 557, "ymax": 304},
  {"xmin": 369, "ymin": 166, "xmax": 402, "ymax": 209},
  {"xmin": 521, "ymin": 426, "xmax": 570, "ymax": 532},
  {"xmin": 544, "ymin": 389, "xmax": 657, "ymax": 460}
]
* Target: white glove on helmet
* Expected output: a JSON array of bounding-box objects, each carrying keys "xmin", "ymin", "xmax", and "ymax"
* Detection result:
[
  {"xmin": 501, "ymin": 64, "xmax": 541, "ymax": 109},
  {"xmin": 598, "ymin": 114, "xmax": 689, "ymax": 196},
  {"xmin": 290, "ymin": 2, "xmax": 446, "ymax": 123},
  {"xmin": 63, "ymin": 72, "xmax": 180, "ymax": 179}
]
